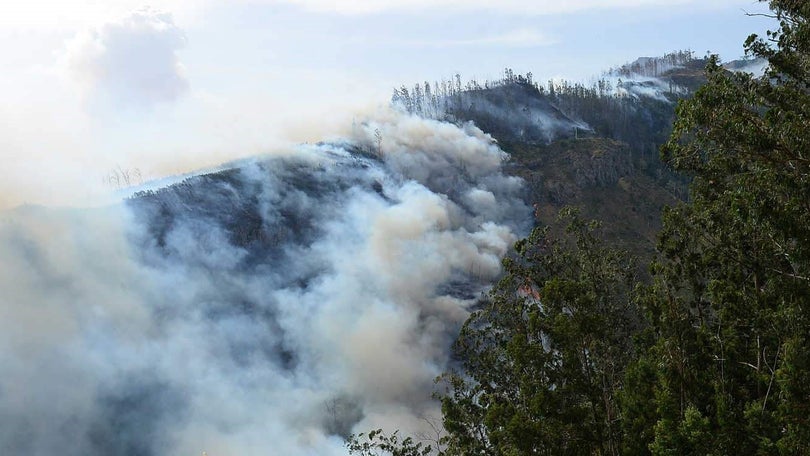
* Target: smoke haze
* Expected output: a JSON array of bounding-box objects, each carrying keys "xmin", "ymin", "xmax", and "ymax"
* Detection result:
[{"xmin": 0, "ymin": 110, "xmax": 530, "ymax": 455}]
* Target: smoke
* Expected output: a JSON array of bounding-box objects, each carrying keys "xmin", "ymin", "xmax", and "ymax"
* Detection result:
[
  {"xmin": 724, "ymin": 57, "xmax": 768, "ymax": 78},
  {"xmin": 394, "ymin": 82, "xmax": 591, "ymax": 144},
  {"xmin": 64, "ymin": 8, "xmax": 188, "ymax": 110},
  {"xmin": 0, "ymin": 110, "xmax": 530, "ymax": 455},
  {"xmin": 611, "ymin": 75, "xmax": 687, "ymax": 102},
  {"xmin": 456, "ymin": 89, "xmax": 591, "ymax": 142}
]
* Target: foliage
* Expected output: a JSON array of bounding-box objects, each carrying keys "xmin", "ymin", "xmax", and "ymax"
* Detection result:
[
  {"xmin": 347, "ymin": 429, "xmax": 435, "ymax": 456},
  {"xmin": 349, "ymin": 2, "xmax": 810, "ymax": 454},
  {"xmin": 641, "ymin": 1, "xmax": 810, "ymax": 453},
  {"xmin": 347, "ymin": 210, "xmax": 644, "ymax": 456},
  {"xmin": 392, "ymin": 52, "xmax": 698, "ymax": 162},
  {"xmin": 439, "ymin": 209, "xmax": 642, "ymax": 456}
]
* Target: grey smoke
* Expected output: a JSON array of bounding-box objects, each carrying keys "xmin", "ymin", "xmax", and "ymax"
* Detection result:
[{"xmin": 0, "ymin": 111, "xmax": 530, "ymax": 455}]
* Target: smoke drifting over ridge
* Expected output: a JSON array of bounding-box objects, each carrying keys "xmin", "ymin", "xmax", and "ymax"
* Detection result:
[{"xmin": 0, "ymin": 110, "xmax": 530, "ymax": 455}]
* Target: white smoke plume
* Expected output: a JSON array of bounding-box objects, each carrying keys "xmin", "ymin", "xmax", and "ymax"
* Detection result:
[
  {"xmin": 0, "ymin": 110, "xmax": 530, "ymax": 455},
  {"xmin": 612, "ymin": 76, "xmax": 687, "ymax": 102},
  {"xmin": 64, "ymin": 8, "xmax": 188, "ymax": 110},
  {"xmin": 724, "ymin": 57, "xmax": 768, "ymax": 77},
  {"xmin": 601, "ymin": 54, "xmax": 695, "ymax": 102}
]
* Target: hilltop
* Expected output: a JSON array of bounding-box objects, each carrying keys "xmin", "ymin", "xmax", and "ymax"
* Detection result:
[{"xmin": 391, "ymin": 51, "xmax": 710, "ymax": 258}]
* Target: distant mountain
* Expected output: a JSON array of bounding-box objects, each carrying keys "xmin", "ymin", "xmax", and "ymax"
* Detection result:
[
  {"xmin": 395, "ymin": 52, "xmax": 765, "ymax": 259},
  {"xmin": 133, "ymin": 52, "xmax": 721, "ymax": 263},
  {"xmin": 388, "ymin": 52, "xmax": 709, "ymax": 258},
  {"xmin": 128, "ymin": 51, "xmax": 751, "ymax": 262}
]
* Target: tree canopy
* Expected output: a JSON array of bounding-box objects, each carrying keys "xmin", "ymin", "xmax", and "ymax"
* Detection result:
[
  {"xmin": 349, "ymin": 1, "xmax": 810, "ymax": 454},
  {"xmin": 645, "ymin": 1, "xmax": 810, "ymax": 452}
]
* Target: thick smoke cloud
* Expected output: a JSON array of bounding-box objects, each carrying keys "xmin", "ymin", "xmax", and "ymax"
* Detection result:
[
  {"xmin": 0, "ymin": 110, "xmax": 529, "ymax": 455},
  {"xmin": 65, "ymin": 8, "xmax": 188, "ymax": 109}
]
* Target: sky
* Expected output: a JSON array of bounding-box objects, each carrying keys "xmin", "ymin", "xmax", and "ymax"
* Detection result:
[{"xmin": 0, "ymin": 0, "xmax": 776, "ymax": 208}]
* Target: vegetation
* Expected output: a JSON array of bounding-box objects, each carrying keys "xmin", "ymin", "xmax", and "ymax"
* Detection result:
[
  {"xmin": 349, "ymin": 1, "xmax": 810, "ymax": 454},
  {"xmin": 507, "ymin": 137, "xmax": 683, "ymax": 262},
  {"xmin": 392, "ymin": 50, "xmax": 698, "ymax": 152},
  {"xmin": 393, "ymin": 51, "xmax": 701, "ymax": 261},
  {"xmin": 644, "ymin": 1, "xmax": 810, "ymax": 452},
  {"xmin": 439, "ymin": 210, "xmax": 641, "ymax": 456}
]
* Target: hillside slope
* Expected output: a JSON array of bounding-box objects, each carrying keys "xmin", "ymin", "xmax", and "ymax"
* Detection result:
[{"xmin": 437, "ymin": 55, "xmax": 707, "ymax": 258}]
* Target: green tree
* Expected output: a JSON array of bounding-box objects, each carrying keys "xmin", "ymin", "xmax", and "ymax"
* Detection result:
[
  {"xmin": 347, "ymin": 429, "xmax": 434, "ymax": 456},
  {"xmin": 638, "ymin": 1, "xmax": 810, "ymax": 453},
  {"xmin": 438, "ymin": 209, "xmax": 642, "ymax": 456},
  {"xmin": 348, "ymin": 210, "xmax": 643, "ymax": 456}
]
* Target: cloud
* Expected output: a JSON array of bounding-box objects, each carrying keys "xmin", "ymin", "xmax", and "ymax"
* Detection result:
[
  {"xmin": 64, "ymin": 8, "xmax": 188, "ymax": 110},
  {"xmin": 0, "ymin": 1, "xmax": 209, "ymax": 30},
  {"xmin": 264, "ymin": 0, "xmax": 751, "ymax": 15},
  {"xmin": 0, "ymin": 0, "xmax": 759, "ymax": 30}
]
